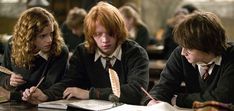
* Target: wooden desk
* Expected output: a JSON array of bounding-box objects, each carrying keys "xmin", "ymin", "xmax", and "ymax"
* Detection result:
[
  {"xmin": 147, "ymin": 45, "xmax": 164, "ymax": 60},
  {"xmin": 148, "ymin": 60, "xmax": 167, "ymax": 90},
  {"xmin": 0, "ymin": 101, "xmax": 85, "ymax": 111}
]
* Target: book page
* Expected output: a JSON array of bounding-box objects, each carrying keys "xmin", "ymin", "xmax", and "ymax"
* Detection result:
[
  {"xmin": 38, "ymin": 99, "xmax": 79, "ymax": 110},
  {"xmin": 0, "ymin": 96, "xmax": 8, "ymax": 103},
  {"xmin": 106, "ymin": 102, "xmax": 193, "ymax": 111},
  {"xmin": 0, "ymin": 87, "xmax": 9, "ymax": 103},
  {"xmin": 68, "ymin": 99, "xmax": 114, "ymax": 110}
]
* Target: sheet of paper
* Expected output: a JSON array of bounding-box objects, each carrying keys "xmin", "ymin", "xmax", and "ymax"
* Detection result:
[
  {"xmin": 106, "ymin": 102, "xmax": 193, "ymax": 111},
  {"xmin": 38, "ymin": 99, "xmax": 79, "ymax": 109},
  {"xmin": 68, "ymin": 99, "xmax": 114, "ymax": 110}
]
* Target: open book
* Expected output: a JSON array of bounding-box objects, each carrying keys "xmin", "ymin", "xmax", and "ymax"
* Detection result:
[
  {"xmin": 106, "ymin": 101, "xmax": 193, "ymax": 111},
  {"xmin": 38, "ymin": 99, "xmax": 114, "ymax": 110},
  {"xmin": 0, "ymin": 96, "xmax": 8, "ymax": 103},
  {"xmin": 38, "ymin": 99, "xmax": 75, "ymax": 109},
  {"xmin": 0, "ymin": 87, "xmax": 9, "ymax": 103}
]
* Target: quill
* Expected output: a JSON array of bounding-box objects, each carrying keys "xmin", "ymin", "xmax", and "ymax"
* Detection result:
[
  {"xmin": 108, "ymin": 68, "xmax": 120, "ymax": 98},
  {"xmin": 31, "ymin": 76, "xmax": 45, "ymax": 93},
  {"xmin": 0, "ymin": 66, "xmax": 15, "ymax": 75},
  {"xmin": 140, "ymin": 87, "xmax": 159, "ymax": 102}
]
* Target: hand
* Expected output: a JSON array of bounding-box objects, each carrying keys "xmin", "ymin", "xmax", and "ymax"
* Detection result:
[
  {"xmin": 147, "ymin": 99, "xmax": 160, "ymax": 106},
  {"xmin": 22, "ymin": 87, "xmax": 48, "ymax": 104},
  {"xmin": 10, "ymin": 73, "xmax": 26, "ymax": 87},
  {"xmin": 63, "ymin": 87, "xmax": 89, "ymax": 100}
]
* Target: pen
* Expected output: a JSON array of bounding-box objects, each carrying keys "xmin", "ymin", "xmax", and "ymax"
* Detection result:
[
  {"xmin": 140, "ymin": 87, "xmax": 159, "ymax": 102},
  {"xmin": 30, "ymin": 76, "xmax": 45, "ymax": 94}
]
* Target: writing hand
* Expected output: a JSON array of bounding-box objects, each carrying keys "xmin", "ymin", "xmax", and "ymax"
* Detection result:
[
  {"xmin": 147, "ymin": 99, "xmax": 161, "ymax": 106},
  {"xmin": 63, "ymin": 87, "xmax": 89, "ymax": 100},
  {"xmin": 22, "ymin": 86, "xmax": 48, "ymax": 104}
]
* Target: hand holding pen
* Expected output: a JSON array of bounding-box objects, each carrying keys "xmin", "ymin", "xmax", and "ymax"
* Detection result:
[
  {"xmin": 140, "ymin": 87, "xmax": 161, "ymax": 106},
  {"xmin": 22, "ymin": 77, "xmax": 48, "ymax": 104}
]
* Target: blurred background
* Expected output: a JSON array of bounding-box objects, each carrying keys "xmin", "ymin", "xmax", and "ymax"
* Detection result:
[{"xmin": 0, "ymin": 0, "xmax": 233, "ymax": 41}]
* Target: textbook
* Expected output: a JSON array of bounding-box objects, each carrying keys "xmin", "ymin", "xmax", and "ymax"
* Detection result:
[
  {"xmin": 38, "ymin": 99, "xmax": 114, "ymax": 110},
  {"xmin": 0, "ymin": 87, "xmax": 9, "ymax": 103},
  {"xmin": 0, "ymin": 96, "xmax": 8, "ymax": 103}
]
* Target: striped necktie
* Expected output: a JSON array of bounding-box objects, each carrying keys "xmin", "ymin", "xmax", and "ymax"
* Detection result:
[
  {"xmin": 201, "ymin": 62, "xmax": 214, "ymax": 80},
  {"xmin": 103, "ymin": 57, "xmax": 112, "ymax": 71}
]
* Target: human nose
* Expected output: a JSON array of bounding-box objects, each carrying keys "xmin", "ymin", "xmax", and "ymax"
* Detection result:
[
  {"xmin": 100, "ymin": 33, "xmax": 109, "ymax": 42},
  {"xmin": 45, "ymin": 35, "xmax": 52, "ymax": 43}
]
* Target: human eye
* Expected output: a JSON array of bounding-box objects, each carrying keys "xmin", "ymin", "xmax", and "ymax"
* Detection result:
[
  {"xmin": 93, "ymin": 32, "xmax": 102, "ymax": 37},
  {"xmin": 38, "ymin": 34, "xmax": 46, "ymax": 39},
  {"xmin": 50, "ymin": 31, "xmax": 54, "ymax": 37}
]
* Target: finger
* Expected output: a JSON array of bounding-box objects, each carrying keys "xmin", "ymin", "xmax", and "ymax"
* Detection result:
[
  {"xmin": 24, "ymin": 89, "xmax": 32, "ymax": 97},
  {"xmin": 22, "ymin": 96, "xmax": 28, "ymax": 101},
  {"xmin": 10, "ymin": 81, "xmax": 18, "ymax": 87},
  {"xmin": 29, "ymin": 87, "xmax": 37, "ymax": 93},
  {"xmin": 66, "ymin": 93, "xmax": 73, "ymax": 100},
  {"xmin": 14, "ymin": 79, "xmax": 26, "ymax": 85},
  {"xmin": 63, "ymin": 88, "xmax": 70, "ymax": 98},
  {"xmin": 63, "ymin": 91, "xmax": 69, "ymax": 99},
  {"xmin": 14, "ymin": 74, "xmax": 24, "ymax": 79},
  {"xmin": 22, "ymin": 91, "xmax": 30, "ymax": 101}
]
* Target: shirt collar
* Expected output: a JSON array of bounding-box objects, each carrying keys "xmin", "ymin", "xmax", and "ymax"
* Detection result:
[
  {"xmin": 196, "ymin": 56, "xmax": 222, "ymax": 66},
  {"xmin": 94, "ymin": 45, "xmax": 122, "ymax": 62},
  {"xmin": 35, "ymin": 51, "xmax": 49, "ymax": 61}
]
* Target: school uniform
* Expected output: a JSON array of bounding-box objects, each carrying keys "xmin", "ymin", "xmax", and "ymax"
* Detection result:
[
  {"xmin": 0, "ymin": 39, "xmax": 69, "ymax": 101},
  {"xmin": 143, "ymin": 45, "xmax": 234, "ymax": 108},
  {"xmin": 44, "ymin": 40, "xmax": 149, "ymax": 105}
]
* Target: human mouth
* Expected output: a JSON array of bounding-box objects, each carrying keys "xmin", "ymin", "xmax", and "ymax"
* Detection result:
[
  {"xmin": 45, "ymin": 45, "xmax": 51, "ymax": 49},
  {"xmin": 103, "ymin": 44, "xmax": 111, "ymax": 49}
]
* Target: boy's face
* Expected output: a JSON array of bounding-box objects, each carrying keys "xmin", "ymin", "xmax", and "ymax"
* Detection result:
[
  {"xmin": 181, "ymin": 47, "xmax": 213, "ymax": 64},
  {"xmin": 93, "ymin": 21, "xmax": 117, "ymax": 56},
  {"xmin": 34, "ymin": 25, "xmax": 54, "ymax": 53}
]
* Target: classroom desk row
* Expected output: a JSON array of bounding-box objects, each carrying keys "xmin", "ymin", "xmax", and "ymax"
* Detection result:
[{"xmin": 148, "ymin": 59, "xmax": 167, "ymax": 90}]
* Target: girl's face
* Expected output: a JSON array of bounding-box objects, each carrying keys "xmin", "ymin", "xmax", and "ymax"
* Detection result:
[{"xmin": 34, "ymin": 25, "xmax": 54, "ymax": 53}]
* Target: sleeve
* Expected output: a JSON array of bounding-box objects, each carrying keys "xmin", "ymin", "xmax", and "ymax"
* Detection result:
[
  {"xmin": 176, "ymin": 60, "xmax": 234, "ymax": 108},
  {"xmin": 89, "ymin": 45, "xmax": 149, "ymax": 105},
  {"xmin": 0, "ymin": 39, "xmax": 14, "ymax": 90},
  {"xmin": 142, "ymin": 47, "xmax": 184, "ymax": 105},
  {"xmin": 41, "ymin": 46, "xmax": 69, "ymax": 100},
  {"xmin": 0, "ymin": 39, "xmax": 21, "ymax": 101},
  {"xmin": 43, "ymin": 45, "xmax": 88, "ymax": 101}
]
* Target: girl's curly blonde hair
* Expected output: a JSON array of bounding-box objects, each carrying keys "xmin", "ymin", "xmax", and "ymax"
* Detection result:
[{"xmin": 11, "ymin": 7, "xmax": 64, "ymax": 69}]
